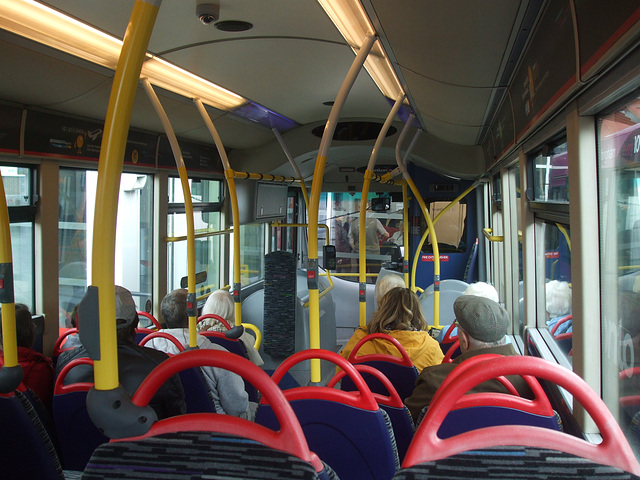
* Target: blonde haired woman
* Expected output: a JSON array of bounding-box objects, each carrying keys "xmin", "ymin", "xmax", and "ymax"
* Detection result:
[{"xmin": 339, "ymin": 287, "xmax": 443, "ymax": 371}]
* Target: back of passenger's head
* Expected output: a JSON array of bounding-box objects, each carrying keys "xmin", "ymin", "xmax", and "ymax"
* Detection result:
[
  {"xmin": 454, "ymin": 295, "xmax": 509, "ymax": 346},
  {"xmin": 619, "ymin": 290, "xmax": 640, "ymax": 338},
  {"xmin": 15, "ymin": 304, "xmax": 35, "ymax": 348},
  {"xmin": 463, "ymin": 282, "xmax": 499, "ymax": 303},
  {"xmin": 161, "ymin": 288, "xmax": 189, "ymax": 329},
  {"xmin": 115, "ymin": 286, "xmax": 139, "ymax": 341},
  {"xmin": 369, "ymin": 287, "xmax": 427, "ymax": 334},
  {"xmin": 375, "ymin": 273, "xmax": 405, "ymax": 304},
  {"xmin": 0, "ymin": 304, "xmax": 35, "ymax": 349},
  {"xmin": 202, "ymin": 290, "xmax": 235, "ymax": 322},
  {"xmin": 545, "ymin": 280, "xmax": 571, "ymax": 317},
  {"xmin": 70, "ymin": 304, "xmax": 79, "ymax": 328}
]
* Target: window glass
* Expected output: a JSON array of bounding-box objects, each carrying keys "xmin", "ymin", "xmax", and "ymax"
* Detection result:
[
  {"xmin": 167, "ymin": 178, "xmax": 222, "ymax": 298},
  {"xmin": 533, "ymin": 142, "xmax": 569, "ymax": 202},
  {"xmin": 235, "ymin": 223, "xmax": 265, "ymax": 286},
  {"xmin": 320, "ymin": 192, "xmax": 403, "ymax": 283},
  {"xmin": 10, "ymin": 222, "xmax": 34, "ymax": 307},
  {"xmin": 1, "ymin": 166, "xmax": 31, "ymax": 207},
  {"xmin": 598, "ymin": 94, "xmax": 640, "ymax": 450},
  {"xmin": 1, "ymin": 166, "xmax": 34, "ymax": 309},
  {"xmin": 540, "ymin": 222, "xmax": 572, "ymax": 357},
  {"xmin": 272, "ymin": 193, "xmax": 297, "ymax": 253},
  {"xmin": 59, "ymin": 169, "xmax": 153, "ymax": 327},
  {"xmin": 514, "ymin": 167, "xmax": 524, "ymax": 333}
]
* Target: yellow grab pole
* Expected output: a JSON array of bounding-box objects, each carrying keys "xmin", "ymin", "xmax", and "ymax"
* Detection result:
[
  {"xmin": 395, "ymin": 116, "xmax": 441, "ymax": 327},
  {"xmin": 308, "ymin": 34, "xmax": 376, "ymax": 383},
  {"xmin": 357, "ymin": 94, "xmax": 405, "ymax": 327},
  {"xmin": 194, "ymin": 99, "xmax": 243, "ymax": 325},
  {"xmin": 142, "ymin": 79, "xmax": 197, "ymax": 348},
  {"xmin": 273, "ymin": 128, "xmax": 310, "ymax": 212},
  {"xmin": 412, "ymin": 180, "xmax": 481, "ymax": 294},
  {"xmin": 402, "ymin": 183, "xmax": 410, "ymax": 286},
  {"xmin": 0, "ymin": 171, "xmax": 22, "ymax": 392},
  {"xmin": 91, "ymin": 0, "xmax": 160, "ymax": 390}
]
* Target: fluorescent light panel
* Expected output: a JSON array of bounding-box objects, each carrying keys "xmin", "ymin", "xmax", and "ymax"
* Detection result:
[
  {"xmin": 318, "ymin": 0, "xmax": 404, "ymax": 101},
  {"xmin": 0, "ymin": 0, "xmax": 246, "ymax": 110}
]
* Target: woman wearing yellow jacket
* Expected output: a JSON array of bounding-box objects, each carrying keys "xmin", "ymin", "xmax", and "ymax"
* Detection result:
[{"xmin": 339, "ymin": 287, "xmax": 444, "ymax": 372}]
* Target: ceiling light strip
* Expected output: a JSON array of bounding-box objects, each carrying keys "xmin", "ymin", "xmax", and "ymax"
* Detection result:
[
  {"xmin": 318, "ymin": 0, "xmax": 404, "ymax": 100},
  {"xmin": 0, "ymin": 0, "xmax": 246, "ymax": 111}
]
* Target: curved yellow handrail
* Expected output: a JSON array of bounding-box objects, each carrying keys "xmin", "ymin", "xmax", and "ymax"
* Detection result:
[
  {"xmin": 241, "ymin": 323, "xmax": 262, "ymax": 350},
  {"xmin": 307, "ymin": 34, "xmax": 376, "ymax": 382},
  {"xmin": 357, "ymin": 94, "xmax": 405, "ymax": 328},
  {"xmin": 194, "ymin": 99, "xmax": 243, "ymax": 326},
  {"xmin": 142, "ymin": 79, "xmax": 198, "ymax": 348},
  {"xmin": 392, "ymin": 116, "xmax": 442, "ymax": 326},
  {"xmin": 482, "ymin": 228, "xmax": 504, "ymax": 242},
  {"xmin": 556, "ymin": 223, "xmax": 571, "ymax": 251},
  {"xmin": 411, "ymin": 180, "xmax": 482, "ymax": 292},
  {"xmin": 91, "ymin": 0, "xmax": 159, "ymax": 391}
]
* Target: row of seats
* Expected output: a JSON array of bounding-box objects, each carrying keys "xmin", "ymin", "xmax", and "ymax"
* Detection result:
[
  {"xmin": 80, "ymin": 350, "xmax": 639, "ymax": 479},
  {"xmin": 13, "ymin": 322, "xmax": 640, "ymax": 479}
]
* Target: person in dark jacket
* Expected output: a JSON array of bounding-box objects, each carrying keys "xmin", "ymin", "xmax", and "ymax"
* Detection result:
[
  {"xmin": 0, "ymin": 303, "xmax": 54, "ymax": 409},
  {"xmin": 404, "ymin": 295, "xmax": 532, "ymax": 423},
  {"xmin": 55, "ymin": 286, "xmax": 186, "ymax": 419}
]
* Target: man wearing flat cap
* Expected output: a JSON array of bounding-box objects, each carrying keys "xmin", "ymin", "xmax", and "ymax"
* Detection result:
[
  {"xmin": 405, "ymin": 295, "xmax": 532, "ymax": 423},
  {"xmin": 55, "ymin": 286, "xmax": 186, "ymax": 419}
]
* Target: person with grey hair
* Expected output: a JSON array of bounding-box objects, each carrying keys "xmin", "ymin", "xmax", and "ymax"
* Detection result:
[
  {"xmin": 462, "ymin": 281, "xmax": 499, "ymax": 303},
  {"xmin": 404, "ymin": 295, "xmax": 532, "ymax": 423},
  {"xmin": 146, "ymin": 288, "xmax": 255, "ymax": 420},
  {"xmin": 375, "ymin": 273, "xmax": 406, "ymax": 305},
  {"xmin": 198, "ymin": 290, "xmax": 264, "ymax": 367},
  {"xmin": 546, "ymin": 280, "xmax": 572, "ymax": 334}
]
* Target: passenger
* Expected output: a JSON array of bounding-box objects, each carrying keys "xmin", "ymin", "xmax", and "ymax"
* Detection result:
[
  {"xmin": 546, "ymin": 280, "xmax": 572, "ymax": 333},
  {"xmin": 349, "ymin": 201, "xmax": 390, "ymax": 283},
  {"xmin": 339, "ymin": 287, "xmax": 444, "ymax": 371},
  {"xmin": 405, "ymin": 295, "xmax": 532, "ymax": 423},
  {"xmin": 55, "ymin": 286, "xmax": 186, "ymax": 419},
  {"xmin": 375, "ymin": 272, "xmax": 406, "ymax": 306},
  {"xmin": 147, "ymin": 288, "xmax": 256, "ymax": 420},
  {"xmin": 462, "ymin": 281, "xmax": 499, "ymax": 303},
  {"xmin": 435, "ymin": 281, "xmax": 499, "ymax": 343},
  {"xmin": 333, "ymin": 214, "xmax": 352, "ymax": 273},
  {"xmin": 0, "ymin": 304, "xmax": 54, "ymax": 409},
  {"xmin": 198, "ymin": 289, "xmax": 264, "ymax": 367},
  {"xmin": 61, "ymin": 303, "xmax": 82, "ymax": 350}
]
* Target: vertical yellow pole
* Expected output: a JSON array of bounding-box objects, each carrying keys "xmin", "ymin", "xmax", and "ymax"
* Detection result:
[
  {"xmin": 91, "ymin": 0, "xmax": 160, "ymax": 390},
  {"xmin": 0, "ymin": 170, "xmax": 22, "ymax": 392},
  {"xmin": 308, "ymin": 35, "xmax": 376, "ymax": 382},
  {"xmin": 357, "ymin": 94, "xmax": 404, "ymax": 327},
  {"xmin": 395, "ymin": 115, "xmax": 441, "ymax": 327},
  {"xmin": 142, "ymin": 79, "xmax": 197, "ymax": 347},
  {"xmin": 402, "ymin": 183, "xmax": 410, "ymax": 287},
  {"xmin": 193, "ymin": 99, "xmax": 243, "ymax": 325}
]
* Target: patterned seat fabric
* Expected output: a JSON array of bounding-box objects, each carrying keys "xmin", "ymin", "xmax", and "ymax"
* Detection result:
[
  {"xmin": 392, "ymin": 446, "xmax": 640, "ymax": 479},
  {"xmin": 83, "ymin": 431, "xmax": 326, "ymax": 479}
]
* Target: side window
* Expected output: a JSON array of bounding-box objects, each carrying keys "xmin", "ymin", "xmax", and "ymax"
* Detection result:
[
  {"xmin": 59, "ymin": 168, "xmax": 153, "ymax": 327},
  {"xmin": 167, "ymin": 177, "xmax": 222, "ymax": 297},
  {"xmin": 0, "ymin": 165, "xmax": 35, "ymax": 310},
  {"xmin": 597, "ymin": 92, "xmax": 640, "ymax": 449},
  {"xmin": 528, "ymin": 140, "xmax": 572, "ymax": 360}
]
